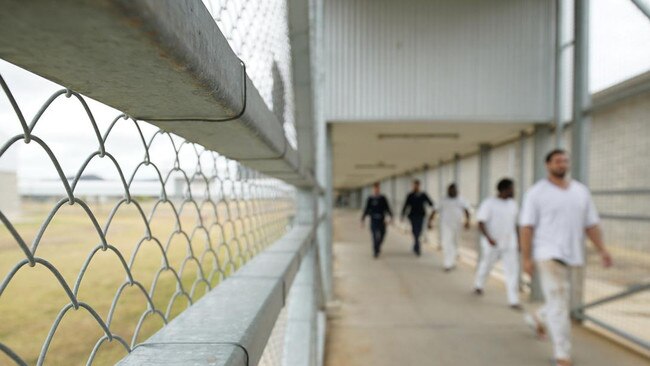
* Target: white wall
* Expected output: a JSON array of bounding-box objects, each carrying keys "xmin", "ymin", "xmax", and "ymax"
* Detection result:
[{"xmin": 323, "ymin": 0, "xmax": 554, "ymax": 122}]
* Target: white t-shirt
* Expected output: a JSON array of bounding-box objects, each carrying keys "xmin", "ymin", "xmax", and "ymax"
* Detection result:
[
  {"xmin": 439, "ymin": 197, "xmax": 469, "ymax": 229},
  {"xmin": 476, "ymin": 197, "xmax": 518, "ymax": 249},
  {"xmin": 519, "ymin": 179, "xmax": 600, "ymax": 266}
]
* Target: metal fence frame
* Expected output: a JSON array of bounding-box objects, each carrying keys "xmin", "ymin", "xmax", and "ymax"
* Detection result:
[{"xmin": 0, "ymin": 1, "xmax": 330, "ymax": 365}]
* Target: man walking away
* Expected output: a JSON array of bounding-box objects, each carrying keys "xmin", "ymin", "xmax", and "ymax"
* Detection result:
[
  {"xmin": 400, "ymin": 179, "xmax": 434, "ymax": 257},
  {"xmin": 473, "ymin": 178, "xmax": 521, "ymax": 309},
  {"xmin": 520, "ymin": 149, "xmax": 612, "ymax": 366},
  {"xmin": 361, "ymin": 182, "xmax": 393, "ymax": 258},
  {"xmin": 430, "ymin": 183, "xmax": 470, "ymax": 271}
]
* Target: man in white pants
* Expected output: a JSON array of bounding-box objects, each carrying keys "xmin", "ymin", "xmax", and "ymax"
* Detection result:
[
  {"xmin": 520, "ymin": 149, "xmax": 612, "ymax": 366},
  {"xmin": 429, "ymin": 183, "xmax": 470, "ymax": 271},
  {"xmin": 473, "ymin": 178, "xmax": 521, "ymax": 309}
]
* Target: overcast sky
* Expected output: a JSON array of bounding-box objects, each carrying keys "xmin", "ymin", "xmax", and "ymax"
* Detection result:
[{"xmin": 1, "ymin": 0, "xmax": 649, "ymax": 183}]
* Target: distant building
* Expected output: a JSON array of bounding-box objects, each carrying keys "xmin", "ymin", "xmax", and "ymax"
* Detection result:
[{"xmin": 0, "ymin": 130, "xmax": 19, "ymax": 218}]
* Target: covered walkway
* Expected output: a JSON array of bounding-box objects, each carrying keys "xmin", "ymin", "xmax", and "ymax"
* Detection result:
[{"xmin": 325, "ymin": 210, "xmax": 647, "ymax": 366}]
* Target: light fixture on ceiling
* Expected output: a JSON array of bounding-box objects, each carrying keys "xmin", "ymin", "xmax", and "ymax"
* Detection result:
[
  {"xmin": 377, "ymin": 132, "xmax": 459, "ymax": 140},
  {"xmin": 354, "ymin": 161, "xmax": 396, "ymax": 169},
  {"xmin": 346, "ymin": 173, "xmax": 375, "ymax": 178}
]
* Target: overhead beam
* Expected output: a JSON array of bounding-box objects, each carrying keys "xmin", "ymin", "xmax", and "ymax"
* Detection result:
[{"xmin": 0, "ymin": 0, "xmax": 314, "ymax": 187}]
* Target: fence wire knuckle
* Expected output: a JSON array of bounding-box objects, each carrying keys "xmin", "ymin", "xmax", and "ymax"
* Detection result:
[{"xmin": 0, "ymin": 71, "xmax": 296, "ymax": 365}]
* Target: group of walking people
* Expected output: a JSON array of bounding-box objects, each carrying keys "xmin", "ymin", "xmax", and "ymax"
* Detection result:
[{"xmin": 360, "ymin": 149, "xmax": 613, "ymax": 366}]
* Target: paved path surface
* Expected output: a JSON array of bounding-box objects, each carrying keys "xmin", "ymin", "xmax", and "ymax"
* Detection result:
[{"xmin": 325, "ymin": 210, "xmax": 648, "ymax": 366}]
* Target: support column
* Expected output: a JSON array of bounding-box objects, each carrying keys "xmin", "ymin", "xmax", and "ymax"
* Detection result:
[
  {"xmin": 477, "ymin": 144, "xmax": 491, "ymax": 262},
  {"xmin": 570, "ymin": 0, "xmax": 591, "ymax": 316},
  {"xmin": 518, "ymin": 132, "xmax": 528, "ymax": 206},
  {"xmin": 315, "ymin": 123, "xmax": 333, "ymax": 302},
  {"xmin": 533, "ymin": 124, "xmax": 552, "ymax": 181},
  {"xmin": 423, "ymin": 164, "xmax": 429, "ymax": 191},
  {"xmin": 390, "ymin": 176, "xmax": 397, "ymax": 212},
  {"xmin": 478, "ymin": 145, "xmax": 491, "ymax": 203},
  {"xmin": 437, "ymin": 160, "xmax": 444, "ymax": 201},
  {"xmin": 554, "ymin": 0, "xmax": 565, "ymax": 148},
  {"xmin": 530, "ymin": 124, "xmax": 553, "ymax": 302},
  {"xmin": 453, "ymin": 154, "xmax": 461, "ymax": 186},
  {"xmin": 572, "ymin": 0, "xmax": 591, "ymax": 185},
  {"xmin": 517, "ymin": 132, "xmax": 528, "ymax": 295}
]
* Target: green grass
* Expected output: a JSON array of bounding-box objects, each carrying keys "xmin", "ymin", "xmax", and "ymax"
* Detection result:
[{"xmin": 0, "ymin": 199, "xmax": 291, "ymax": 365}]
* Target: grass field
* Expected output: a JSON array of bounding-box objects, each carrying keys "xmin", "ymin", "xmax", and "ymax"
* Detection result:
[{"xmin": 0, "ymin": 199, "xmax": 292, "ymax": 365}]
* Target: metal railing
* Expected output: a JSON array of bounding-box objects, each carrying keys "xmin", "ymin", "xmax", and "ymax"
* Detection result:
[
  {"xmin": 576, "ymin": 188, "xmax": 650, "ymax": 352},
  {"xmin": 0, "ymin": 73, "xmax": 297, "ymax": 365}
]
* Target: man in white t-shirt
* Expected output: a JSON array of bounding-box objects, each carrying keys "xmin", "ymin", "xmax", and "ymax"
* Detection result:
[
  {"xmin": 429, "ymin": 183, "xmax": 470, "ymax": 271},
  {"xmin": 519, "ymin": 149, "xmax": 612, "ymax": 366},
  {"xmin": 473, "ymin": 178, "xmax": 521, "ymax": 309}
]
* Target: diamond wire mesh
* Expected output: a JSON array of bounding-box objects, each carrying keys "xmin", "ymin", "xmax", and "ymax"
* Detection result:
[
  {"xmin": 257, "ymin": 304, "xmax": 288, "ymax": 366},
  {"xmin": 583, "ymin": 101, "xmax": 650, "ymax": 348},
  {"xmin": 0, "ymin": 72, "xmax": 296, "ymax": 365},
  {"xmin": 202, "ymin": 0, "xmax": 298, "ymax": 149}
]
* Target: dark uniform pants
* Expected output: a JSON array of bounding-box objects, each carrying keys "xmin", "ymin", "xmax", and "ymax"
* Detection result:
[
  {"xmin": 370, "ymin": 219, "xmax": 386, "ymax": 255},
  {"xmin": 409, "ymin": 215, "xmax": 425, "ymax": 254}
]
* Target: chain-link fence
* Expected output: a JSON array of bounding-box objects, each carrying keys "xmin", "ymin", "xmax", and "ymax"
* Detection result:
[
  {"xmin": 0, "ymin": 71, "xmax": 296, "ymax": 365},
  {"xmin": 580, "ymin": 90, "xmax": 650, "ymax": 351},
  {"xmin": 258, "ymin": 306, "xmax": 289, "ymax": 366},
  {"xmin": 202, "ymin": 0, "xmax": 297, "ymax": 149}
]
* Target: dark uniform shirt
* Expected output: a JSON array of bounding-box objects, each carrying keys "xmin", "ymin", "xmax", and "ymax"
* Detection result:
[
  {"xmin": 362, "ymin": 195, "xmax": 393, "ymax": 221},
  {"xmin": 401, "ymin": 192, "xmax": 434, "ymax": 218}
]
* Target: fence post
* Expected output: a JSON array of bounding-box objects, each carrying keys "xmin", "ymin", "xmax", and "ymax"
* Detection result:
[{"xmin": 570, "ymin": 0, "xmax": 592, "ymax": 317}]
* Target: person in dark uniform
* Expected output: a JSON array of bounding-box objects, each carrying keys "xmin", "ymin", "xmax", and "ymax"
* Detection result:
[
  {"xmin": 361, "ymin": 182, "xmax": 393, "ymax": 258},
  {"xmin": 401, "ymin": 179, "xmax": 434, "ymax": 256}
]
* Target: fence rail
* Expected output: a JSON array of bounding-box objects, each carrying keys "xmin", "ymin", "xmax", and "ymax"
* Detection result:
[{"xmin": 0, "ymin": 0, "xmax": 313, "ymax": 187}]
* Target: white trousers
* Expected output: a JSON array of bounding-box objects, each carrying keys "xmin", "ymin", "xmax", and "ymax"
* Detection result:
[
  {"xmin": 536, "ymin": 260, "xmax": 572, "ymax": 360},
  {"xmin": 474, "ymin": 240, "xmax": 520, "ymax": 305},
  {"xmin": 440, "ymin": 223, "xmax": 459, "ymax": 269}
]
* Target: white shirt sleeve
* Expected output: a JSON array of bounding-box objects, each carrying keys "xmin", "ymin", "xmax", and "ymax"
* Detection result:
[
  {"xmin": 476, "ymin": 199, "xmax": 490, "ymax": 223},
  {"xmin": 585, "ymin": 193, "xmax": 600, "ymax": 227},
  {"xmin": 459, "ymin": 197, "xmax": 470, "ymax": 210},
  {"xmin": 519, "ymin": 190, "xmax": 537, "ymax": 227}
]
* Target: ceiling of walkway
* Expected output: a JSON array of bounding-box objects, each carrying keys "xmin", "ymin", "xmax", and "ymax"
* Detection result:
[{"xmin": 331, "ymin": 121, "xmax": 534, "ymax": 189}]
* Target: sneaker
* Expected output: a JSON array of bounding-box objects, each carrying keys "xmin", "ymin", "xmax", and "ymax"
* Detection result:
[
  {"xmin": 473, "ymin": 288, "xmax": 483, "ymax": 296},
  {"xmin": 524, "ymin": 313, "xmax": 546, "ymax": 340},
  {"xmin": 509, "ymin": 304, "xmax": 523, "ymax": 311}
]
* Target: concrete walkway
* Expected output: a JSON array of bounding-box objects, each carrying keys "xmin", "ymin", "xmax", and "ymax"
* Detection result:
[{"xmin": 325, "ymin": 210, "xmax": 648, "ymax": 366}]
